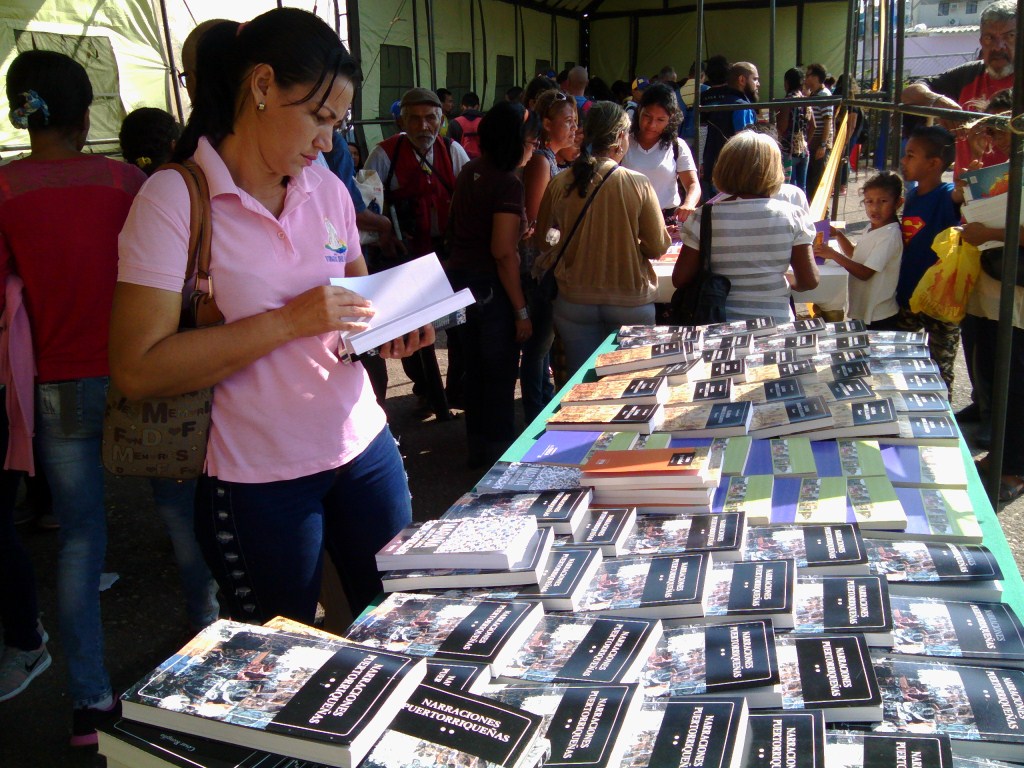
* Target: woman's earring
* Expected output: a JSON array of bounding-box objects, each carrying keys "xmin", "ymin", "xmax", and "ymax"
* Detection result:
[{"xmin": 257, "ymin": 102, "xmax": 266, "ymax": 112}]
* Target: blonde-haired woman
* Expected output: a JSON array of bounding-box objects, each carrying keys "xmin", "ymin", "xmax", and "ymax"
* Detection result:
[
  {"xmin": 672, "ymin": 130, "xmax": 819, "ymax": 321},
  {"xmin": 534, "ymin": 101, "xmax": 670, "ymax": 375}
]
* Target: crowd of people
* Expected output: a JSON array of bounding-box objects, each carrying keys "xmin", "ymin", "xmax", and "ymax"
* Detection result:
[{"xmin": 0, "ymin": 0, "xmax": 1022, "ymax": 752}]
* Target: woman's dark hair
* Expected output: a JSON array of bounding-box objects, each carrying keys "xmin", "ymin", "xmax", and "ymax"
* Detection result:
[
  {"xmin": 861, "ymin": 170, "xmax": 903, "ymax": 202},
  {"xmin": 585, "ymin": 76, "xmax": 615, "ymax": 103},
  {"xmin": 479, "ymin": 100, "xmax": 539, "ymax": 172},
  {"xmin": 523, "ymin": 75, "xmax": 557, "ymax": 107},
  {"xmin": 632, "ymin": 82, "xmax": 683, "ymax": 148},
  {"xmin": 175, "ymin": 8, "xmax": 358, "ymax": 160},
  {"xmin": 568, "ymin": 100, "xmax": 630, "ymax": 197},
  {"xmin": 987, "ymin": 88, "xmax": 1013, "ymax": 113},
  {"xmin": 784, "ymin": 67, "xmax": 803, "ymax": 93},
  {"xmin": 120, "ymin": 108, "xmax": 181, "ymax": 175},
  {"xmin": 6, "ymin": 50, "xmax": 92, "ymax": 132}
]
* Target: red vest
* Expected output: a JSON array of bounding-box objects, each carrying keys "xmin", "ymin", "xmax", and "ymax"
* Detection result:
[{"xmin": 380, "ymin": 134, "xmax": 457, "ymax": 257}]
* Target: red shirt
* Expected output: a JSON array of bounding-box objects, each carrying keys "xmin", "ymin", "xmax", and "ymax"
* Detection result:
[{"xmin": 0, "ymin": 155, "xmax": 145, "ymax": 382}]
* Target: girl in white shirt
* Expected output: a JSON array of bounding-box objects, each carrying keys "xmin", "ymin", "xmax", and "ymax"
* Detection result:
[{"xmin": 813, "ymin": 171, "xmax": 904, "ymax": 328}]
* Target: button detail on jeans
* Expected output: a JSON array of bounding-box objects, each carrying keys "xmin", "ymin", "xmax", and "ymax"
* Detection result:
[{"xmin": 216, "ymin": 532, "xmax": 234, "ymax": 544}]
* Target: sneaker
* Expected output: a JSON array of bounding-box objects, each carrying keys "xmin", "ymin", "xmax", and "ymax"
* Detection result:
[
  {"xmin": 71, "ymin": 699, "xmax": 121, "ymax": 748},
  {"xmin": 0, "ymin": 643, "xmax": 52, "ymax": 702}
]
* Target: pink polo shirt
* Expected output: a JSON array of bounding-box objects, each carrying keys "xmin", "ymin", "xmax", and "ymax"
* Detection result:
[{"xmin": 117, "ymin": 137, "xmax": 386, "ymax": 483}]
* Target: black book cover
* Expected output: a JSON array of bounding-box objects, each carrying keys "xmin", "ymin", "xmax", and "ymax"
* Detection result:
[
  {"xmin": 711, "ymin": 360, "xmax": 745, "ymax": 379},
  {"xmin": 785, "ymin": 396, "xmax": 830, "ymax": 425},
  {"xmin": 832, "ymin": 319, "xmax": 867, "ymax": 334},
  {"xmin": 928, "ymin": 543, "xmax": 1004, "ymax": 580},
  {"xmin": 686, "ymin": 512, "xmax": 743, "ymax": 551},
  {"xmin": 785, "ymin": 334, "xmax": 817, "ymax": 350},
  {"xmin": 723, "ymin": 333, "xmax": 752, "ymax": 349},
  {"xmin": 803, "ymin": 524, "xmax": 867, "ymax": 567},
  {"xmin": 664, "ymin": 358, "xmax": 703, "ymax": 377},
  {"xmin": 905, "ymin": 373, "xmax": 945, "ymax": 391},
  {"xmin": 574, "ymin": 508, "xmax": 633, "ymax": 548},
  {"xmin": 821, "ymin": 576, "xmax": 892, "ymax": 633},
  {"xmin": 827, "ymin": 378, "xmax": 873, "ymax": 402},
  {"xmin": 790, "ymin": 634, "xmax": 880, "ymax": 709},
  {"xmin": 456, "ymin": 489, "xmax": 589, "ymax": 526},
  {"xmin": 725, "ymin": 560, "xmax": 795, "ymax": 614},
  {"xmin": 744, "ymin": 710, "xmax": 825, "ymax": 768},
  {"xmin": 748, "ymin": 317, "xmax": 777, "ymax": 332},
  {"xmin": 436, "ymin": 601, "xmax": 540, "ymax": 663},
  {"xmin": 836, "ymin": 334, "xmax": 870, "ymax": 350},
  {"xmin": 494, "ymin": 683, "xmax": 638, "ymax": 768},
  {"xmin": 519, "ymin": 548, "xmax": 601, "ymax": 601},
  {"xmin": 529, "ymin": 490, "xmax": 590, "ymax": 525},
  {"xmin": 707, "ymin": 401, "xmax": 752, "ymax": 429},
  {"xmin": 651, "ymin": 342, "xmax": 683, "ymax": 358},
  {"xmin": 101, "ymin": 719, "xmax": 303, "ymax": 768},
  {"xmin": 851, "ymin": 399, "xmax": 896, "ymax": 427},
  {"xmin": 905, "ymin": 414, "xmax": 958, "ymax": 440},
  {"xmin": 610, "ymin": 404, "xmax": 659, "ymax": 424},
  {"xmin": 267, "ymin": 644, "xmax": 422, "ymax": 745},
  {"xmin": 424, "ymin": 660, "xmax": 490, "ymax": 692},
  {"xmin": 638, "ymin": 554, "xmax": 709, "ymax": 608},
  {"xmin": 890, "ymin": 597, "xmax": 1024, "ymax": 661},
  {"xmin": 831, "ymin": 349, "xmax": 869, "ymax": 363},
  {"xmin": 944, "ymin": 601, "xmax": 1024, "ymax": 658},
  {"xmin": 704, "ymin": 621, "xmax": 781, "ymax": 691},
  {"xmin": 374, "ymin": 683, "xmax": 542, "ymax": 768},
  {"xmin": 764, "ymin": 350, "xmax": 797, "ymax": 364},
  {"xmin": 831, "ymin": 361, "xmax": 871, "ymax": 380},
  {"xmin": 862, "ymin": 734, "xmax": 952, "ymax": 768},
  {"xmin": 779, "ymin": 360, "xmax": 814, "ymax": 378},
  {"xmin": 645, "ymin": 698, "xmax": 748, "ymax": 768},
  {"xmin": 704, "ymin": 349, "xmax": 734, "ymax": 363},
  {"xmin": 897, "ymin": 392, "xmax": 946, "ymax": 412},
  {"xmin": 764, "ymin": 379, "xmax": 805, "ymax": 402},
  {"xmin": 795, "ymin": 318, "xmax": 826, "ymax": 333},
  {"xmin": 623, "ymin": 377, "xmax": 666, "ymax": 398},
  {"xmin": 558, "ymin": 619, "xmax": 661, "ymax": 683},
  {"xmin": 695, "ymin": 378, "xmax": 733, "ymax": 401}
]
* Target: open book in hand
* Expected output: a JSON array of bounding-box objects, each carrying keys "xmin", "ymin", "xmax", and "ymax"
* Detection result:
[{"xmin": 329, "ymin": 252, "xmax": 474, "ymax": 358}]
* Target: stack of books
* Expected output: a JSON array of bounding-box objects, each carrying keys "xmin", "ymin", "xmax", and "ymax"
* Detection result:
[{"xmin": 103, "ymin": 317, "xmax": 1024, "ymax": 767}]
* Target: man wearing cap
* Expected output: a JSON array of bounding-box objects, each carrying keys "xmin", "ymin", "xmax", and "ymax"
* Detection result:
[
  {"xmin": 625, "ymin": 77, "xmax": 649, "ymax": 121},
  {"xmin": 364, "ymin": 87, "xmax": 471, "ymax": 412}
]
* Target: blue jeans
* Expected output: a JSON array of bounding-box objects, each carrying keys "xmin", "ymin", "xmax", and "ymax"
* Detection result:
[
  {"xmin": 519, "ymin": 274, "xmax": 556, "ymax": 424},
  {"xmin": 35, "ymin": 377, "xmax": 110, "ymax": 708},
  {"xmin": 788, "ymin": 153, "xmax": 809, "ymax": 195},
  {"xmin": 195, "ymin": 426, "xmax": 412, "ymax": 623},
  {"xmin": 150, "ymin": 477, "xmax": 219, "ymax": 628},
  {"xmin": 554, "ymin": 298, "xmax": 656, "ymax": 375}
]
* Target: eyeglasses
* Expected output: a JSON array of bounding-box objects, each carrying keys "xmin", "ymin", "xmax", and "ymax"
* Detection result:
[
  {"xmin": 981, "ymin": 31, "xmax": 1016, "ymax": 46},
  {"xmin": 176, "ymin": 70, "xmax": 191, "ymax": 88}
]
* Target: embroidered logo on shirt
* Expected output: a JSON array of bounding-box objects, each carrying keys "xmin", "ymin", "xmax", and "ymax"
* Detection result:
[
  {"xmin": 324, "ymin": 217, "xmax": 348, "ymax": 262},
  {"xmin": 902, "ymin": 216, "xmax": 925, "ymax": 245}
]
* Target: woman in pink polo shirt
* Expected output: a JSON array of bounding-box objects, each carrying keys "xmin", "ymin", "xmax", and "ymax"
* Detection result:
[{"xmin": 111, "ymin": 9, "xmax": 432, "ymax": 624}]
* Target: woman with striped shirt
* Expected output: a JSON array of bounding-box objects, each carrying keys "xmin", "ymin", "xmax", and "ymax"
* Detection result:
[{"xmin": 672, "ymin": 131, "xmax": 819, "ymax": 321}]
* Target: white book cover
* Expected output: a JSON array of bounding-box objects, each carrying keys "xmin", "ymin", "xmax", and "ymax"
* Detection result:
[{"xmin": 330, "ymin": 253, "xmax": 474, "ymax": 356}]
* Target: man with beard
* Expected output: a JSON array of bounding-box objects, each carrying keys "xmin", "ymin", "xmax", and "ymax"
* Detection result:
[
  {"xmin": 700, "ymin": 61, "xmax": 759, "ymax": 196},
  {"xmin": 902, "ymin": 0, "xmax": 1017, "ymax": 173},
  {"xmin": 364, "ymin": 88, "xmax": 470, "ymax": 411},
  {"xmin": 804, "ymin": 63, "xmax": 833, "ymax": 200}
]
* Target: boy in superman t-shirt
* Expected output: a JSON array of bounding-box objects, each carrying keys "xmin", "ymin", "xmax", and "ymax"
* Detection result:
[{"xmin": 897, "ymin": 125, "xmax": 962, "ymax": 393}]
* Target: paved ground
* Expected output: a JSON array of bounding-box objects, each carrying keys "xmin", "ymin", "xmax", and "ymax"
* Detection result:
[{"xmin": 3, "ymin": 172, "xmax": 1023, "ymax": 766}]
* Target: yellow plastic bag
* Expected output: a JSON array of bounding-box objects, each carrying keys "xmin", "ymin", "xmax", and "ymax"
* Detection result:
[{"xmin": 909, "ymin": 226, "xmax": 981, "ymax": 324}]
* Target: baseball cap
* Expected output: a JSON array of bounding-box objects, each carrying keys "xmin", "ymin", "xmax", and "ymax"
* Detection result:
[
  {"xmin": 400, "ymin": 87, "xmax": 442, "ymax": 109},
  {"xmin": 631, "ymin": 77, "xmax": 650, "ymax": 91}
]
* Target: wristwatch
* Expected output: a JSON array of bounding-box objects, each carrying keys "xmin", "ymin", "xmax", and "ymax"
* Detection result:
[{"xmin": 514, "ymin": 306, "xmax": 529, "ymax": 321}]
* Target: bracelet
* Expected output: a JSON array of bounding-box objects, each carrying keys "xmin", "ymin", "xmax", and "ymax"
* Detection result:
[{"xmin": 514, "ymin": 306, "xmax": 529, "ymax": 321}]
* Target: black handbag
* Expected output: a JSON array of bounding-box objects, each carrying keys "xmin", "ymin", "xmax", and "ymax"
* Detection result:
[
  {"xmin": 670, "ymin": 202, "xmax": 731, "ymax": 325},
  {"xmin": 536, "ymin": 165, "xmax": 618, "ymax": 302},
  {"xmin": 980, "ymin": 246, "xmax": 1024, "ymax": 288}
]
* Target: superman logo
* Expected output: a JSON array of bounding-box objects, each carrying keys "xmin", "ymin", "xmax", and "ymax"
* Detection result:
[{"xmin": 902, "ymin": 216, "xmax": 925, "ymax": 244}]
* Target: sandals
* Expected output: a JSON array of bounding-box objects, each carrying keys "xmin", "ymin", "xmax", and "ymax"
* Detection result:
[{"xmin": 973, "ymin": 456, "xmax": 1024, "ymax": 505}]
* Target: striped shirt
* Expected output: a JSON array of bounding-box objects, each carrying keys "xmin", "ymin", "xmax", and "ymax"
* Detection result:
[
  {"xmin": 681, "ymin": 198, "xmax": 815, "ymax": 321},
  {"xmin": 809, "ymin": 86, "xmax": 833, "ymax": 145}
]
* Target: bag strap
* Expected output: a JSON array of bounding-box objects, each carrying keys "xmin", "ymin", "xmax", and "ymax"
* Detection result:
[
  {"xmin": 164, "ymin": 160, "xmax": 222, "ymax": 327},
  {"xmin": 549, "ymin": 164, "xmax": 618, "ymax": 274},
  {"xmin": 698, "ymin": 202, "xmax": 714, "ymax": 272}
]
